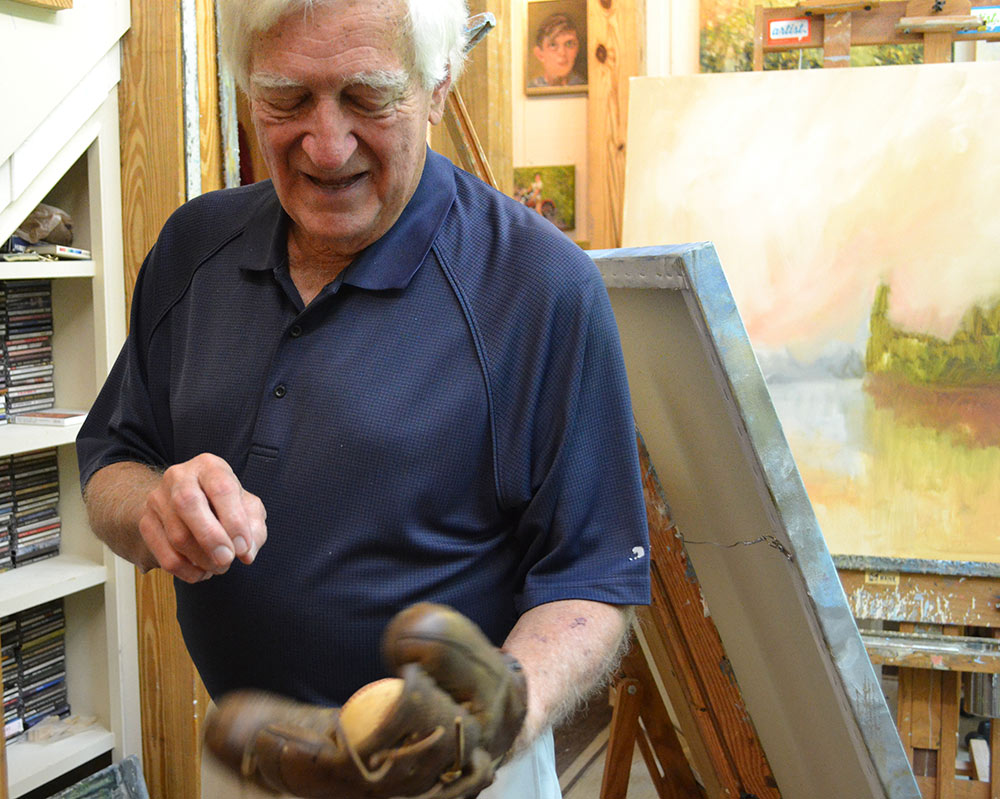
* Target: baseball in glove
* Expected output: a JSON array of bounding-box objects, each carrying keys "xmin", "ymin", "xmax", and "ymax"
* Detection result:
[{"xmin": 203, "ymin": 603, "xmax": 528, "ymax": 798}]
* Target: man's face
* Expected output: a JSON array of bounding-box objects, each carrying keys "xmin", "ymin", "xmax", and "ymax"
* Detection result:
[
  {"xmin": 533, "ymin": 29, "xmax": 579, "ymax": 84},
  {"xmin": 249, "ymin": 0, "xmax": 449, "ymax": 257}
]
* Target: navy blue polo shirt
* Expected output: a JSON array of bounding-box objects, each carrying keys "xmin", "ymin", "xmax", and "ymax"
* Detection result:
[{"xmin": 77, "ymin": 149, "xmax": 650, "ymax": 706}]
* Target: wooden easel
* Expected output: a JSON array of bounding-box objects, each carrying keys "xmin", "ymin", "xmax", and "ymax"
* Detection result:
[
  {"xmin": 837, "ymin": 561, "xmax": 1000, "ymax": 797},
  {"xmin": 753, "ymin": 0, "xmax": 1000, "ymax": 68},
  {"xmin": 598, "ymin": 438, "xmax": 781, "ymax": 799}
]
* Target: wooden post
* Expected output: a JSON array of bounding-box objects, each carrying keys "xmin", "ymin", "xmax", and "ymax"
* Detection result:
[
  {"xmin": 430, "ymin": 0, "xmax": 512, "ymax": 196},
  {"xmin": 922, "ymin": 30, "xmax": 955, "ymax": 60},
  {"xmin": 753, "ymin": 5, "xmax": 767, "ymax": 70},
  {"xmin": 196, "ymin": 0, "xmax": 224, "ymax": 191},
  {"xmin": 601, "ymin": 640, "xmax": 717, "ymax": 799},
  {"xmin": 587, "ymin": 0, "xmax": 645, "ymax": 250},
  {"xmin": 629, "ymin": 436, "xmax": 780, "ymax": 798},
  {"xmin": 601, "ymin": 678, "xmax": 642, "ymax": 798},
  {"xmin": 823, "ymin": 12, "xmax": 854, "ymax": 66},
  {"xmin": 119, "ymin": 0, "xmax": 217, "ymax": 794}
]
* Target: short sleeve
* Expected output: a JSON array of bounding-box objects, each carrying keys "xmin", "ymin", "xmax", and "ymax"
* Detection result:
[
  {"xmin": 76, "ymin": 253, "xmax": 171, "ymax": 491},
  {"xmin": 510, "ymin": 272, "xmax": 651, "ymax": 612}
]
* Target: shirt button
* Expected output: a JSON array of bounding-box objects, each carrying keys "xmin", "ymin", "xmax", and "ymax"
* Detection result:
[
  {"xmin": 273, "ymin": 384, "xmax": 287, "ymax": 398},
  {"xmin": 289, "ymin": 325, "xmax": 303, "ymax": 338}
]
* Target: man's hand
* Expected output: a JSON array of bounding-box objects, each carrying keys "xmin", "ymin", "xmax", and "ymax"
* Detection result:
[
  {"xmin": 139, "ymin": 453, "xmax": 267, "ymax": 583},
  {"xmin": 83, "ymin": 456, "xmax": 267, "ymax": 583}
]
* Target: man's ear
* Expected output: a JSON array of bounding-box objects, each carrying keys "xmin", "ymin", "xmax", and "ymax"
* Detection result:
[
  {"xmin": 428, "ymin": 73, "xmax": 452, "ymax": 126},
  {"xmin": 533, "ymin": 45, "xmax": 544, "ymax": 63}
]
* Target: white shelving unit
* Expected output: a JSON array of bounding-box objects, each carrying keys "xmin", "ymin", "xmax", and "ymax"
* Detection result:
[{"xmin": 0, "ymin": 86, "xmax": 139, "ymax": 797}]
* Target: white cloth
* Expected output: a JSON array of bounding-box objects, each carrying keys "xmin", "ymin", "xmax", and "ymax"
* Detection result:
[{"xmin": 201, "ymin": 726, "xmax": 562, "ymax": 799}]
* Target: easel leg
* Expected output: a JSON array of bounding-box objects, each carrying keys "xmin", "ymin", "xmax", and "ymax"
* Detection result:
[{"xmin": 601, "ymin": 678, "xmax": 642, "ymax": 799}]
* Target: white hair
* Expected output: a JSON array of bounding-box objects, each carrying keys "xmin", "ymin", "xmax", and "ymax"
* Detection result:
[{"xmin": 218, "ymin": 0, "xmax": 469, "ymax": 93}]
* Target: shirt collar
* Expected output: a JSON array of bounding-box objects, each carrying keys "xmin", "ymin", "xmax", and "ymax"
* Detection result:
[{"xmin": 239, "ymin": 148, "xmax": 456, "ymax": 291}]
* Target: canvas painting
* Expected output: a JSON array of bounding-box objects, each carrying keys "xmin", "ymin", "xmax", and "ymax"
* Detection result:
[
  {"xmin": 512, "ymin": 165, "xmax": 575, "ymax": 231},
  {"xmin": 622, "ymin": 63, "xmax": 1000, "ymax": 562},
  {"xmin": 525, "ymin": 0, "xmax": 588, "ymax": 95},
  {"xmin": 698, "ymin": 0, "xmax": 921, "ymax": 71}
]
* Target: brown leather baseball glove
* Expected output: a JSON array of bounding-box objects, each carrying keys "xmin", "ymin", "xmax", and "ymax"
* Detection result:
[{"xmin": 203, "ymin": 603, "xmax": 528, "ymax": 798}]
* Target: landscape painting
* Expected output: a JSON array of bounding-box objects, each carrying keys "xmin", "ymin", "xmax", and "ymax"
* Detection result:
[
  {"xmin": 622, "ymin": 63, "xmax": 1000, "ymax": 562},
  {"xmin": 513, "ymin": 164, "xmax": 576, "ymax": 232}
]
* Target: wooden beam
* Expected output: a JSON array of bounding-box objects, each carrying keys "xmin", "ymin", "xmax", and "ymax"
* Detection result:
[
  {"xmin": 587, "ymin": 0, "xmax": 645, "ymax": 250},
  {"xmin": 756, "ymin": 0, "xmax": 1000, "ymax": 56},
  {"xmin": 197, "ymin": 0, "xmax": 223, "ymax": 193},
  {"xmin": 754, "ymin": 5, "xmax": 767, "ymax": 70},
  {"xmin": 430, "ymin": 0, "xmax": 512, "ymax": 196},
  {"xmin": 601, "ymin": 678, "xmax": 642, "ymax": 798},
  {"xmin": 922, "ymin": 29, "xmax": 956, "ymax": 60},
  {"xmin": 861, "ymin": 629, "xmax": 1000, "ymax": 672},
  {"xmin": 633, "ymin": 436, "xmax": 780, "ymax": 798},
  {"xmin": 839, "ymin": 569, "xmax": 1000, "ymax": 627},
  {"xmin": 619, "ymin": 644, "xmax": 706, "ymax": 799},
  {"xmin": 119, "ymin": 0, "xmax": 208, "ymax": 796},
  {"xmin": 442, "ymin": 89, "xmax": 498, "ymax": 189},
  {"xmin": 823, "ymin": 11, "xmax": 854, "ymax": 66},
  {"xmin": 118, "ymin": 0, "xmax": 184, "ymax": 307}
]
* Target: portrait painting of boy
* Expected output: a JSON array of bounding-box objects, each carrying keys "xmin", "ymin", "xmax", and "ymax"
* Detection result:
[{"xmin": 526, "ymin": 0, "xmax": 588, "ymax": 95}]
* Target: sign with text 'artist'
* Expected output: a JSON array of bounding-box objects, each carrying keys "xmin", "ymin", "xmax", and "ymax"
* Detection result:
[{"xmin": 766, "ymin": 17, "xmax": 811, "ymax": 45}]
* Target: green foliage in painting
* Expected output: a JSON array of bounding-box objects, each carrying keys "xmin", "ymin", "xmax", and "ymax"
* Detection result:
[
  {"xmin": 512, "ymin": 165, "xmax": 575, "ymax": 231},
  {"xmin": 851, "ymin": 43, "xmax": 923, "ymax": 67},
  {"xmin": 866, "ymin": 283, "xmax": 1000, "ymax": 385},
  {"xmin": 699, "ymin": 4, "xmax": 922, "ymax": 73}
]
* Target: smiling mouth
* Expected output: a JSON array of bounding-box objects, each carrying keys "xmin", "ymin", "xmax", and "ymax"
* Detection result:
[{"xmin": 305, "ymin": 172, "xmax": 366, "ymax": 191}]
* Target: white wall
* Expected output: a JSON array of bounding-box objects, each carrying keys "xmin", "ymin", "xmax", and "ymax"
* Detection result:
[
  {"xmin": 510, "ymin": 0, "xmax": 700, "ymax": 245},
  {"xmin": 0, "ymin": 0, "xmax": 130, "ymax": 164},
  {"xmin": 511, "ymin": 0, "xmax": 590, "ymax": 242}
]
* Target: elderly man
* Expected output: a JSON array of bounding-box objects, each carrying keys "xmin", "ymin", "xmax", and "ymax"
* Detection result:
[{"xmin": 77, "ymin": 0, "xmax": 649, "ymax": 796}]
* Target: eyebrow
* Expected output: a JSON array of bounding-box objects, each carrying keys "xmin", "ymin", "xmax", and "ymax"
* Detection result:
[{"xmin": 250, "ymin": 69, "xmax": 410, "ymax": 94}]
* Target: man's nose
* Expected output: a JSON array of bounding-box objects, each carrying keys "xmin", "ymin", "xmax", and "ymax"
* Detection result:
[{"xmin": 300, "ymin": 98, "xmax": 357, "ymax": 170}]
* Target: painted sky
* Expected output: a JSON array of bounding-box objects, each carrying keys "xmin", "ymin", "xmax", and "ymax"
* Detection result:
[{"xmin": 623, "ymin": 63, "xmax": 1000, "ymax": 358}]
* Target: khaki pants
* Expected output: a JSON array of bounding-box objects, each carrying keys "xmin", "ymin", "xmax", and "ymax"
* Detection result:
[{"xmin": 202, "ymin": 726, "xmax": 561, "ymax": 799}]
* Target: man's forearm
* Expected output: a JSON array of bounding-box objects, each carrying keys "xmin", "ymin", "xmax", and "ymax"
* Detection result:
[
  {"xmin": 83, "ymin": 461, "xmax": 163, "ymax": 571},
  {"xmin": 502, "ymin": 599, "xmax": 633, "ymax": 751}
]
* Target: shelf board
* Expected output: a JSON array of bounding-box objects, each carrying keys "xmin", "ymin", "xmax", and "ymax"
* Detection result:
[
  {"xmin": 0, "ymin": 554, "xmax": 106, "ymax": 617},
  {"xmin": 0, "ymin": 422, "xmax": 83, "ymax": 457},
  {"xmin": 7, "ymin": 726, "xmax": 115, "ymax": 797},
  {"xmin": 0, "ymin": 260, "xmax": 96, "ymax": 281}
]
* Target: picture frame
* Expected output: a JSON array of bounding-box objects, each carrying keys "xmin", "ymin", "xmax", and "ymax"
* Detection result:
[
  {"xmin": 512, "ymin": 165, "xmax": 576, "ymax": 231},
  {"xmin": 525, "ymin": 0, "xmax": 588, "ymax": 96}
]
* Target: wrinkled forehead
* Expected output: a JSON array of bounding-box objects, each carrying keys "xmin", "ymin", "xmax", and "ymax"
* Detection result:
[{"xmin": 249, "ymin": 0, "xmax": 414, "ymax": 78}]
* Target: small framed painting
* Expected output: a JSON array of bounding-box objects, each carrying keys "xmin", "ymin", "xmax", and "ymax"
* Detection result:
[
  {"xmin": 525, "ymin": 0, "xmax": 587, "ymax": 96},
  {"xmin": 512, "ymin": 165, "xmax": 576, "ymax": 232}
]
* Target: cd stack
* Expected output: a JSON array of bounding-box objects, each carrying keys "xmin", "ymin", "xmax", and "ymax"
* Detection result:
[
  {"xmin": 3, "ymin": 280, "xmax": 55, "ymax": 417},
  {"xmin": 0, "ymin": 456, "xmax": 13, "ymax": 572},
  {"xmin": 0, "ymin": 286, "xmax": 7, "ymax": 423},
  {"xmin": 1, "ymin": 614, "xmax": 21, "ymax": 741},
  {"xmin": 15, "ymin": 600, "xmax": 69, "ymax": 732},
  {"xmin": 10, "ymin": 449, "xmax": 61, "ymax": 567}
]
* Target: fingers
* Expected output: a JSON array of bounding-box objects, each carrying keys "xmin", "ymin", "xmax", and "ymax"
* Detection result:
[
  {"xmin": 140, "ymin": 453, "xmax": 267, "ymax": 583},
  {"xmin": 235, "ymin": 490, "xmax": 267, "ymax": 566}
]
